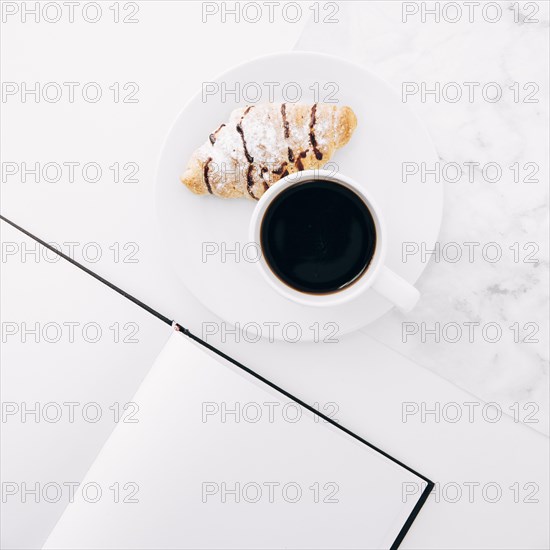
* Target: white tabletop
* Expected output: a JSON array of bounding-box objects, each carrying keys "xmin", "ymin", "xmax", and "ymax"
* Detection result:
[{"xmin": 1, "ymin": 2, "xmax": 548, "ymax": 549}]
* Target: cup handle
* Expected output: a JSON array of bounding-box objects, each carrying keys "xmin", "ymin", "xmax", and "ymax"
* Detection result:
[{"xmin": 372, "ymin": 266, "xmax": 420, "ymax": 312}]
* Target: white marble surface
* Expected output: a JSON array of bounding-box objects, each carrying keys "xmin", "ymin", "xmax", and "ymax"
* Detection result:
[{"xmin": 296, "ymin": 1, "xmax": 550, "ymax": 435}]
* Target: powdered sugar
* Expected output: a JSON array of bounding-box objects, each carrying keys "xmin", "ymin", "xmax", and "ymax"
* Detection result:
[{"xmin": 186, "ymin": 103, "xmax": 356, "ymax": 199}]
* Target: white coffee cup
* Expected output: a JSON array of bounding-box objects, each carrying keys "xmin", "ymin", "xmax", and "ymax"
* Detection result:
[{"xmin": 249, "ymin": 169, "xmax": 420, "ymax": 312}]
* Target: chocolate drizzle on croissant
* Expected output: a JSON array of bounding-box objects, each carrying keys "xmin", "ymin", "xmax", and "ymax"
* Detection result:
[
  {"xmin": 295, "ymin": 150, "xmax": 307, "ymax": 171},
  {"xmin": 236, "ymin": 106, "xmax": 255, "ymax": 164},
  {"xmin": 246, "ymin": 164, "xmax": 256, "ymax": 199},
  {"xmin": 281, "ymin": 103, "xmax": 290, "ymax": 139},
  {"xmin": 209, "ymin": 124, "xmax": 225, "ymax": 145},
  {"xmin": 309, "ymin": 104, "xmax": 323, "ymax": 161},
  {"xmin": 180, "ymin": 103, "xmax": 357, "ymax": 200},
  {"xmin": 203, "ymin": 157, "xmax": 213, "ymax": 194}
]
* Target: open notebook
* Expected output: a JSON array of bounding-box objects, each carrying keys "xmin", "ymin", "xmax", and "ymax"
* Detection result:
[
  {"xmin": 43, "ymin": 332, "xmax": 432, "ymax": 549},
  {"xmin": 2, "ymin": 216, "xmax": 432, "ymax": 549}
]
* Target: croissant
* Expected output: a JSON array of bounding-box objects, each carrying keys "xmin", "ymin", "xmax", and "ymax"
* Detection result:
[{"xmin": 180, "ymin": 103, "xmax": 357, "ymax": 200}]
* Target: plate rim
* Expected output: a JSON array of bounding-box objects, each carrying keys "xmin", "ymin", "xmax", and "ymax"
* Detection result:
[{"xmin": 154, "ymin": 51, "xmax": 444, "ymax": 340}]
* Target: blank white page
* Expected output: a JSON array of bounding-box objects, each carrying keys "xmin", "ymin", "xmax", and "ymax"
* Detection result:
[{"xmin": 43, "ymin": 331, "xmax": 430, "ymax": 550}]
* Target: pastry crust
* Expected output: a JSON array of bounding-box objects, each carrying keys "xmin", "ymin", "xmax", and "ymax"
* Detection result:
[{"xmin": 181, "ymin": 103, "xmax": 357, "ymax": 200}]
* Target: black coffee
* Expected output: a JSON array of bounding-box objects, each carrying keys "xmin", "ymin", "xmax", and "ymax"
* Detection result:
[{"xmin": 260, "ymin": 180, "xmax": 377, "ymax": 294}]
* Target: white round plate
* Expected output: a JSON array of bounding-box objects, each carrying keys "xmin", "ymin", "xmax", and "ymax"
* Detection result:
[{"xmin": 156, "ymin": 52, "xmax": 442, "ymax": 342}]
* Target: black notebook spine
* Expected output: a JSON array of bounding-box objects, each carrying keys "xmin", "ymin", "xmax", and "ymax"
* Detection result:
[{"xmin": 1, "ymin": 213, "xmax": 434, "ymax": 549}]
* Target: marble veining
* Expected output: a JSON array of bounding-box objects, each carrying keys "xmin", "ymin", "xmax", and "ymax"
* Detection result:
[{"xmin": 295, "ymin": 1, "xmax": 550, "ymax": 435}]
